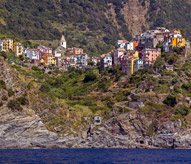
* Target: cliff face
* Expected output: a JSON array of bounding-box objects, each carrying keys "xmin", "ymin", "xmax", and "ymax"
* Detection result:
[
  {"xmin": 121, "ymin": 0, "xmax": 149, "ymax": 36},
  {"xmin": 0, "ymin": 107, "xmax": 59, "ymax": 148},
  {"xmin": 0, "ymin": 58, "xmax": 62, "ymax": 148}
]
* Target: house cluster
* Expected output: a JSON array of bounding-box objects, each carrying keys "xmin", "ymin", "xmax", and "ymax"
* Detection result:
[
  {"xmin": 0, "ymin": 35, "xmax": 91, "ymax": 70},
  {"xmin": 0, "ymin": 38, "xmax": 24, "ymax": 56},
  {"xmin": 100, "ymin": 27, "xmax": 187, "ymax": 76}
]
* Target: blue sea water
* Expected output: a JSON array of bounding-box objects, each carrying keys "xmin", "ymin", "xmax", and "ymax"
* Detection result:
[{"xmin": 0, "ymin": 149, "xmax": 191, "ymax": 164}]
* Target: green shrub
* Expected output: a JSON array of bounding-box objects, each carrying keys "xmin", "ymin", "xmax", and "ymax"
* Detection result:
[
  {"xmin": 83, "ymin": 72, "xmax": 97, "ymax": 83},
  {"xmin": 39, "ymin": 83, "xmax": 50, "ymax": 92},
  {"xmin": 163, "ymin": 94, "xmax": 177, "ymax": 107},
  {"xmin": 8, "ymin": 99, "xmax": 23, "ymax": 111},
  {"xmin": 2, "ymin": 95, "xmax": 8, "ymax": 101},
  {"xmin": 0, "ymin": 80, "xmax": 6, "ymax": 89},
  {"xmin": 173, "ymin": 47, "xmax": 184, "ymax": 54},
  {"xmin": 0, "ymin": 51, "xmax": 7, "ymax": 59},
  {"xmin": 174, "ymin": 105, "xmax": 190, "ymax": 117},
  {"xmin": 16, "ymin": 96, "xmax": 29, "ymax": 105},
  {"xmin": 8, "ymin": 88, "xmax": 14, "ymax": 97}
]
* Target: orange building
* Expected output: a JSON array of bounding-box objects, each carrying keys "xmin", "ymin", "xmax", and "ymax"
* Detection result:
[
  {"xmin": 43, "ymin": 53, "xmax": 57, "ymax": 66},
  {"xmin": 133, "ymin": 41, "xmax": 139, "ymax": 49},
  {"xmin": 72, "ymin": 47, "xmax": 83, "ymax": 54}
]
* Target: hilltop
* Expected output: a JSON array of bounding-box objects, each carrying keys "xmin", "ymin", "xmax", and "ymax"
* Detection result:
[{"xmin": 1, "ymin": 0, "xmax": 191, "ymax": 55}]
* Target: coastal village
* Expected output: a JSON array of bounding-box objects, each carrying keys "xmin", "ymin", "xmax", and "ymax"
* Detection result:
[
  {"xmin": 0, "ymin": 27, "xmax": 191, "ymax": 149},
  {"xmin": 0, "ymin": 27, "xmax": 189, "ymax": 75}
]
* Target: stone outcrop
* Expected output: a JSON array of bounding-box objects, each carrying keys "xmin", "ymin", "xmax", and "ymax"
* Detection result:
[{"xmin": 0, "ymin": 107, "xmax": 64, "ymax": 148}]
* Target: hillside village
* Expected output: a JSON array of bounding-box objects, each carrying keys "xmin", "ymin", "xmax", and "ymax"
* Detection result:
[
  {"xmin": 0, "ymin": 27, "xmax": 191, "ymax": 149},
  {"xmin": 0, "ymin": 27, "xmax": 189, "ymax": 76}
]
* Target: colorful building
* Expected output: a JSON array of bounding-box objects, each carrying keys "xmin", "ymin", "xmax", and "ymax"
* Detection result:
[
  {"xmin": 100, "ymin": 54, "xmax": 112, "ymax": 70},
  {"xmin": 133, "ymin": 41, "xmax": 139, "ymax": 49},
  {"xmin": 37, "ymin": 45, "xmax": 52, "ymax": 59},
  {"xmin": 24, "ymin": 49, "xmax": 40, "ymax": 64},
  {"xmin": 70, "ymin": 53, "xmax": 88, "ymax": 67},
  {"xmin": 114, "ymin": 48, "xmax": 126, "ymax": 66},
  {"xmin": 135, "ymin": 59, "xmax": 144, "ymax": 71},
  {"xmin": 43, "ymin": 53, "xmax": 57, "ymax": 66},
  {"xmin": 118, "ymin": 40, "xmax": 127, "ymax": 46},
  {"xmin": 133, "ymin": 51, "xmax": 139, "ymax": 58},
  {"xmin": 0, "ymin": 40, "xmax": 3, "ymax": 52},
  {"xmin": 3, "ymin": 38, "xmax": 14, "ymax": 52},
  {"xmin": 13, "ymin": 42, "xmax": 23, "ymax": 56},
  {"xmin": 142, "ymin": 48, "xmax": 161, "ymax": 65},
  {"xmin": 121, "ymin": 56, "xmax": 138, "ymax": 76},
  {"xmin": 126, "ymin": 42, "xmax": 134, "ymax": 51},
  {"xmin": 172, "ymin": 37, "xmax": 186, "ymax": 47},
  {"xmin": 72, "ymin": 47, "xmax": 83, "ymax": 54}
]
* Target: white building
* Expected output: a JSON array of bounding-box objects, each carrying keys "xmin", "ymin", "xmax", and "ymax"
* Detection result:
[
  {"xmin": 59, "ymin": 35, "xmax": 66, "ymax": 49},
  {"xmin": 24, "ymin": 49, "xmax": 40, "ymax": 61},
  {"xmin": 0, "ymin": 40, "xmax": 3, "ymax": 52},
  {"xmin": 126, "ymin": 42, "xmax": 134, "ymax": 51},
  {"xmin": 100, "ymin": 54, "xmax": 112, "ymax": 70}
]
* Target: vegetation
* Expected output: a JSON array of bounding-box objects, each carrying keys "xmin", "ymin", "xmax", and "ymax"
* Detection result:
[
  {"xmin": 8, "ymin": 99, "xmax": 23, "ymax": 111},
  {"xmin": 8, "ymin": 88, "xmax": 14, "ymax": 97},
  {"xmin": 2, "ymin": 95, "xmax": 8, "ymax": 101},
  {"xmin": 163, "ymin": 94, "xmax": 177, "ymax": 107},
  {"xmin": 1, "ymin": 0, "xmax": 191, "ymax": 55},
  {"xmin": 0, "ymin": 80, "xmax": 6, "ymax": 89}
]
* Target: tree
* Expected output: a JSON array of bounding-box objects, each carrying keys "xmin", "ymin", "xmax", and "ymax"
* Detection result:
[
  {"xmin": 8, "ymin": 88, "xmax": 14, "ymax": 97},
  {"xmin": 83, "ymin": 72, "xmax": 97, "ymax": 83},
  {"xmin": 39, "ymin": 83, "xmax": 50, "ymax": 92},
  {"xmin": 0, "ymin": 51, "xmax": 7, "ymax": 59},
  {"xmin": 174, "ymin": 105, "xmax": 190, "ymax": 116},
  {"xmin": 8, "ymin": 99, "xmax": 23, "ymax": 111},
  {"xmin": 163, "ymin": 94, "xmax": 177, "ymax": 107}
]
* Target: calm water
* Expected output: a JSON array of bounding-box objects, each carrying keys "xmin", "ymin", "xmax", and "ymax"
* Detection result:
[{"xmin": 0, "ymin": 149, "xmax": 191, "ymax": 164}]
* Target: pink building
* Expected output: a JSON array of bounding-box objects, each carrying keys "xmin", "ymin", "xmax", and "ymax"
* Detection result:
[
  {"xmin": 121, "ymin": 56, "xmax": 127, "ymax": 74},
  {"xmin": 113, "ymin": 48, "xmax": 126, "ymax": 66},
  {"xmin": 37, "ymin": 45, "xmax": 52, "ymax": 60},
  {"xmin": 142, "ymin": 48, "xmax": 161, "ymax": 65}
]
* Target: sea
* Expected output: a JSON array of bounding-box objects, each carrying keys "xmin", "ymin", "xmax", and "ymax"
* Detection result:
[{"xmin": 0, "ymin": 149, "xmax": 191, "ymax": 164}]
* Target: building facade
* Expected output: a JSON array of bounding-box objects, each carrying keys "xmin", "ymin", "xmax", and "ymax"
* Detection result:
[
  {"xmin": 3, "ymin": 38, "xmax": 14, "ymax": 52},
  {"xmin": 100, "ymin": 54, "xmax": 112, "ymax": 70},
  {"xmin": 142, "ymin": 48, "xmax": 161, "ymax": 65},
  {"xmin": 0, "ymin": 40, "xmax": 3, "ymax": 52},
  {"xmin": 13, "ymin": 42, "xmax": 23, "ymax": 56}
]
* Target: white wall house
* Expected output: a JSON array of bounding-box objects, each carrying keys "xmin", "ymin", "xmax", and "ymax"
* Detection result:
[
  {"xmin": 25, "ymin": 49, "xmax": 40, "ymax": 60},
  {"xmin": 0, "ymin": 40, "xmax": 3, "ymax": 52},
  {"xmin": 59, "ymin": 35, "xmax": 66, "ymax": 49}
]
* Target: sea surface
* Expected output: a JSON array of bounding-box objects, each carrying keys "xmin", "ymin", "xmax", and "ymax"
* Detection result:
[{"xmin": 0, "ymin": 149, "xmax": 191, "ymax": 164}]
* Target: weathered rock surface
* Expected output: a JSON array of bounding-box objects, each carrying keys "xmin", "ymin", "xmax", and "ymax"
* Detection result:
[{"xmin": 0, "ymin": 107, "xmax": 62, "ymax": 148}]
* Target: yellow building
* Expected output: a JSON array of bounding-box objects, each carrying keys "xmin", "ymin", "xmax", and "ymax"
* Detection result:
[
  {"xmin": 133, "ymin": 51, "xmax": 139, "ymax": 58},
  {"xmin": 72, "ymin": 47, "xmax": 83, "ymax": 54},
  {"xmin": 127, "ymin": 57, "xmax": 137, "ymax": 76},
  {"xmin": 3, "ymin": 38, "xmax": 14, "ymax": 52},
  {"xmin": 13, "ymin": 42, "xmax": 23, "ymax": 56},
  {"xmin": 44, "ymin": 54, "xmax": 57, "ymax": 66},
  {"xmin": 173, "ymin": 29, "xmax": 181, "ymax": 35},
  {"xmin": 172, "ymin": 37, "xmax": 186, "ymax": 47}
]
